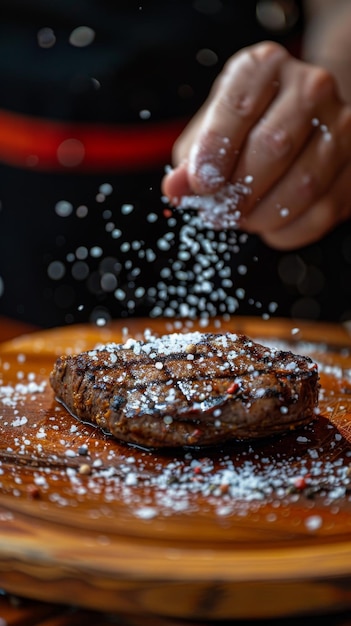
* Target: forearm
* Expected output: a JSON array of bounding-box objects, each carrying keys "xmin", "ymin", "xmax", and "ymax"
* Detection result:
[{"xmin": 303, "ymin": 0, "xmax": 351, "ymax": 103}]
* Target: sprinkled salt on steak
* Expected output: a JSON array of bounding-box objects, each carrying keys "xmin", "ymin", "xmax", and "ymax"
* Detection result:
[{"xmin": 49, "ymin": 331, "xmax": 319, "ymax": 448}]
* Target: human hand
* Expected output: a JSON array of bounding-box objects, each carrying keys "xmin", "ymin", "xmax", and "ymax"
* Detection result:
[{"xmin": 162, "ymin": 41, "xmax": 351, "ymax": 250}]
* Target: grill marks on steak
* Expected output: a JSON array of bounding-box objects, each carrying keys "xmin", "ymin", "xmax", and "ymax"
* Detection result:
[{"xmin": 49, "ymin": 332, "xmax": 319, "ymax": 448}]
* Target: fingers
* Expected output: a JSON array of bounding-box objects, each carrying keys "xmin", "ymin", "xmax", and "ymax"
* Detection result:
[
  {"xmin": 241, "ymin": 99, "xmax": 351, "ymax": 239},
  {"xmin": 242, "ymin": 111, "xmax": 348, "ymax": 234},
  {"xmin": 184, "ymin": 42, "xmax": 289, "ymax": 194},
  {"xmin": 259, "ymin": 159, "xmax": 351, "ymax": 250},
  {"xmin": 232, "ymin": 62, "xmax": 341, "ymax": 217},
  {"xmin": 161, "ymin": 39, "xmax": 351, "ymax": 250},
  {"xmin": 163, "ymin": 41, "xmax": 339, "ymax": 207}
]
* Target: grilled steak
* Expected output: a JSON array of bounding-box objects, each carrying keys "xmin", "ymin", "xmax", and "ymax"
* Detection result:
[{"xmin": 49, "ymin": 331, "xmax": 319, "ymax": 448}]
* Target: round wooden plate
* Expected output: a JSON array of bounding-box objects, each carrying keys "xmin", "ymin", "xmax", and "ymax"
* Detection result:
[{"xmin": 1, "ymin": 316, "xmax": 351, "ymax": 620}]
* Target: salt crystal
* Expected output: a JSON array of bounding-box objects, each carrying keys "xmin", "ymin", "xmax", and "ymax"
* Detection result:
[
  {"xmin": 11, "ymin": 416, "xmax": 28, "ymax": 427},
  {"xmin": 65, "ymin": 449, "xmax": 76, "ymax": 458},
  {"xmin": 291, "ymin": 327, "xmax": 300, "ymax": 335},
  {"xmin": 135, "ymin": 507, "xmax": 157, "ymax": 520},
  {"xmin": 305, "ymin": 515, "xmax": 323, "ymax": 531},
  {"xmin": 121, "ymin": 204, "xmax": 134, "ymax": 215}
]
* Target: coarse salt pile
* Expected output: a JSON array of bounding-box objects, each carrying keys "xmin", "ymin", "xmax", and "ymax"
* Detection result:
[{"xmin": 176, "ymin": 180, "xmax": 251, "ymax": 230}]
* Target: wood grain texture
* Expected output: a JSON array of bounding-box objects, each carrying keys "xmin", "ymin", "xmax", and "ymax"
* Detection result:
[{"xmin": 1, "ymin": 316, "xmax": 351, "ymax": 620}]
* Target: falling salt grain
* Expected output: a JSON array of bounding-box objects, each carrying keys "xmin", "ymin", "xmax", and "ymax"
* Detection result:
[
  {"xmin": 57, "ymin": 139, "xmax": 85, "ymax": 167},
  {"xmin": 91, "ymin": 78, "xmax": 101, "ymax": 90},
  {"xmin": 37, "ymin": 27, "xmax": 56, "ymax": 48},
  {"xmin": 196, "ymin": 48, "xmax": 218, "ymax": 67},
  {"xmin": 111, "ymin": 229, "xmax": 122, "ymax": 239},
  {"xmin": 96, "ymin": 317, "xmax": 107, "ymax": 327},
  {"xmin": 235, "ymin": 288, "xmax": 245, "ymax": 300},
  {"xmin": 90, "ymin": 246, "xmax": 103, "ymax": 258},
  {"xmin": 291, "ymin": 327, "xmax": 300, "ymax": 335},
  {"xmin": 121, "ymin": 204, "xmax": 134, "ymax": 215},
  {"xmin": 55, "ymin": 200, "xmax": 73, "ymax": 217},
  {"xmin": 99, "ymin": 183, "xmax": 113, "ymax": 196},
  {"xmin": 139, "ymin": 110, "xmax": 151, "ymax": 120},
  {"xmin": 69, "ymin": 26, "xmax": 95, "ymax": 47},
  {"xmin": 147, "ymin": 212, "xmax": 158, "ymax": 223}
]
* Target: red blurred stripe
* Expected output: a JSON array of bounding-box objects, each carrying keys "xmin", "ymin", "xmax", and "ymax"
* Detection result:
[{"xmin": 0, "ymin": 108, "xmax": 187, "ymax": 172}]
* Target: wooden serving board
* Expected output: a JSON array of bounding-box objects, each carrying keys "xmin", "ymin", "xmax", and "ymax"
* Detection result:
[{"xmin": 1, "ymin": 316, "xmax": 351, "ymax": 621}]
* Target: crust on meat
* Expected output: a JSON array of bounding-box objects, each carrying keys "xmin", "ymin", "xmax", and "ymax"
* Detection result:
[{"xmin": 50, "ymin": 331, "xmax": 319, "ymax": 448}]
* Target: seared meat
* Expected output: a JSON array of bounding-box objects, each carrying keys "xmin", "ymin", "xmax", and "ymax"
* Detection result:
[{"xmin": 49, "ymin": 331, "xmax": 319, "ymax": 448}]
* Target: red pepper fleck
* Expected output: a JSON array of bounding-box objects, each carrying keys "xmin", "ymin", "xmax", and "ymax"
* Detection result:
[
  {"xmin": 163, "ymin": 208, "xmax": 173, "ymax": 218},
  {"xmin": 188, "ymin": 428, "xmax": 202, "ymax": 444},
  {"xmin": 226, "ymin": 382, "xmax": 239, "ymax": 395},
  {"xmin": 293, "ymin": 476, "xmax": 308, "ymax": 490},
  {"xmin": 27, "ymin": 484, "xmax": 40, "ymax": 499}
]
